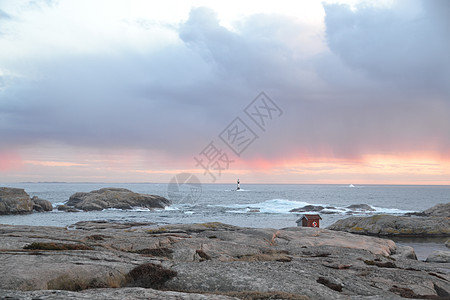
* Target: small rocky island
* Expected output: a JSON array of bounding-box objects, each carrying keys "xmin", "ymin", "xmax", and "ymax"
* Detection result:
[
  {"xmin": 60, "ymin": 188, "xmax": 171, "ymax": 211},
  {"xmin": 0, "ymin": 187, "xmax": 52, "ymax": 215},
  {"xmin": 0, "ymin": 186, "xmax": 171, "ymax": 214}
]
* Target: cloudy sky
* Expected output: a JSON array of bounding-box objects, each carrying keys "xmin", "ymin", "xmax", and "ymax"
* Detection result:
[{"xmin": 0, "ymin": 0, "xmax": 449, "ymax": 184}]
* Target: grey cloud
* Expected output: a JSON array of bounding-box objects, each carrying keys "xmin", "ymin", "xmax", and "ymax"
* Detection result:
[
  {"xmin": 0, "ymin": 3, "xmax": 449, "ymax": 163},
  {"xmin": 323, "ymin": 0, "xmax": 450, "ymax": 94},
  {"xmin": 0, "ymin": 9, "xmax": 12, "ymax": 20}
]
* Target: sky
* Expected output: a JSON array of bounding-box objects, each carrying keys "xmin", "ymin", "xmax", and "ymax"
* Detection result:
[{"xmin": 0, "ymin": 0, "xmax": 449, "ymax": 184}]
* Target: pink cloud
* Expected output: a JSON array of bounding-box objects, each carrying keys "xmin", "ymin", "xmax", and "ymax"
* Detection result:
[{"xmin": 0, "ymin": 150, "xmax": 23, "ymax": 172}]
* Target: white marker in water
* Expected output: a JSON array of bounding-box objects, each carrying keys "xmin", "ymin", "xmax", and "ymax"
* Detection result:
[{"xmin": 237, "ymin": 179, "xmax": 240, "ymax": 190}]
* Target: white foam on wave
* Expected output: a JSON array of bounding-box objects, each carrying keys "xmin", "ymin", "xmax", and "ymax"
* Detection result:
[
  {"xmin": 214, "ymin": 199, "xmax": 414, "ymax": 216},
  {"xmin": 215, "ymin": 199, "xmax": 312, "ymax": 214},
  {"xmin": 164, "ymin": 206, "xmax": 180, "ymax": 211},
  {"xmin": 371, "ymin": 206, "xmax": 415, "ymax": 215}
]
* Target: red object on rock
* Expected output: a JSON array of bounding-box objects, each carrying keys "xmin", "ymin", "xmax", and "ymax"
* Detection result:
[{"xmin": 296, "ymin": 214, "xmax": 322, "ymax": 227}]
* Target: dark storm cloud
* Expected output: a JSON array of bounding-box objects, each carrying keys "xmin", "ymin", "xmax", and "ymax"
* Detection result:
[{"xmin": 0, "ymin": 2, "xmax": 449, "ymax": 162}]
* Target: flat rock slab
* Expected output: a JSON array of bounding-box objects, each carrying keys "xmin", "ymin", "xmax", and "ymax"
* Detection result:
[
  {"xmin": 0, "ymin": 288, "xmax": 239, "ymax": 300},
  {"xmin": 0, "ymin": 222, "xmax": 449, "ymax": 300}
]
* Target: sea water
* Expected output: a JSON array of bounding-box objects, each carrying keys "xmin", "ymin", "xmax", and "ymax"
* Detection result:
[{"xmin": 0, "ymin": 183, "xmax": 448, "ymax": 228}]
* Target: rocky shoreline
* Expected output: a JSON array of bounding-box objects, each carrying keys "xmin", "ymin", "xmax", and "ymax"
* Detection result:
[
  {"xmin": 0, "ymin": 221, "xmax": 449, "ymax": 299},
  {"xmin": 0, "ymin": 187, "xmax": 171, "ymax": 215},
  {"xmin": 1, "ymin": 187, "xmax": 449, "ymax": 299}
]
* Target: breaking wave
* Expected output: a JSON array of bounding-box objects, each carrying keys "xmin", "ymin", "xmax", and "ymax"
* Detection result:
[{"xmin": 212, "ymin": 199, "xmax": 413, "ymax": 215}]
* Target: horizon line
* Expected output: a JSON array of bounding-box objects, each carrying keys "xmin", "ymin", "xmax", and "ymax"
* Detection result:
[{"xmin": 1, "ymin": 181, "xmax": 449, "ymax": 187}]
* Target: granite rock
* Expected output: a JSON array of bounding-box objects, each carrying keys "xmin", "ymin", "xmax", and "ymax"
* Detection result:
[
  {"xmin": 0, "ymin": 222, "xmax": 448, "ymax": 300},
  {"xmin": 328, "ymin": 214, "xmax": 450, "ymax": 237},
  {"xmin": 0, "ymin": 187, "xmax": 33, "ymax": 215},
  {"xmin": 0, "ymin": 288, "xmax": 239, "ymax": 300},
  {"xmin": 426, "ymin": 250, "xmax": 450, "ymax": 263},
  {"xmin": 423, "ymin": 203, "xmax": 450, "ymax": 217},
  {"xmin": 65, "ymin": 188, "xmax": 170, "ymax": 211}
]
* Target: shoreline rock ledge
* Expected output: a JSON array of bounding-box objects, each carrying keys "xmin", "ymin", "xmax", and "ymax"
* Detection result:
[
  {"xmin": 327, "ymin": 203, "xmax": 450, "ymax": 237},
  {"xmin": 65, "ymin": 188, "xmax": 171, "ymax": 211},
  {"xmin": 0, "ymin": 222, "xmax": 449, "ymax": 300}
]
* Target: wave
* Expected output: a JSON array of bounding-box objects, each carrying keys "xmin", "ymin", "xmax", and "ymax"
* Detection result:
[
  {"xmin": 212, "ymin": 199, "xmax": 414, "ymax": 216},
  {"xmin": 213, "ymin": 199, "xmax": 313, "ymax": 214}
]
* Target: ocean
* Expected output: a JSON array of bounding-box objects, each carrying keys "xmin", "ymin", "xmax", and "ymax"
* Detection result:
[
  {"xmin": 1, "ymin": 182, "xmax": 448, "ymax": 228},
  {"xmin": 1, "ymin": 183, "xmax": 449, "ymax": 260}
]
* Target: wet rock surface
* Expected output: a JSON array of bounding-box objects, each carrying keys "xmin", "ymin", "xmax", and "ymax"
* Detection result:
[
  {"xmin": 0, "ymin": 221, "xmax": 449, "ymax": 299},
  {"xmin": 65, "ymin": 188, "xmax": 171, "ymax": 211}
]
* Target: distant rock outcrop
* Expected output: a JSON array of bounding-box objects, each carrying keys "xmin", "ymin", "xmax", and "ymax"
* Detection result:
[
  {"xmin": 290, "ymin": 205, "xmax": 325, "ymax": 213},
  {"xmin": 346, "ymin": 204, "xmax": 375, "ymax": 211},
  {"xmin": 31, "ymin": 196, "xmax": 53, "ymax": 212},
  {"xmin": 65, "ymin": 188, "xmax": 170, "ymax": 211},
  {"xmin": 0, "ymin": 187, "xmax": 33, "ymax": 215}
]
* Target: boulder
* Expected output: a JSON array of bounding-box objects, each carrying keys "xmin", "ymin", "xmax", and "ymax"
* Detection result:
[
  {"xmin": 0, "ymin": 187, "xmax": 33, "ymax": 215},
  {"xmin": 327, "ymin": 214, "xmax": 450, "ymax": 236},
  {"xmin": 446, "ymin": 239, "xmax": 450, "ymax": 249},
  {"xmin": 31, "ymin": 196, "xmax": 53, "ymax": 212},
  {"xmin": 425, "ymin": 250, "xmax": 450, "ymax": 263},
  {"xmin": 391, "ymin": 245, "xmax": 417, "ymax": 260},
  {"xmin": 65, "ymin": 188, "xmax": 170, "ymax": 211}
]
